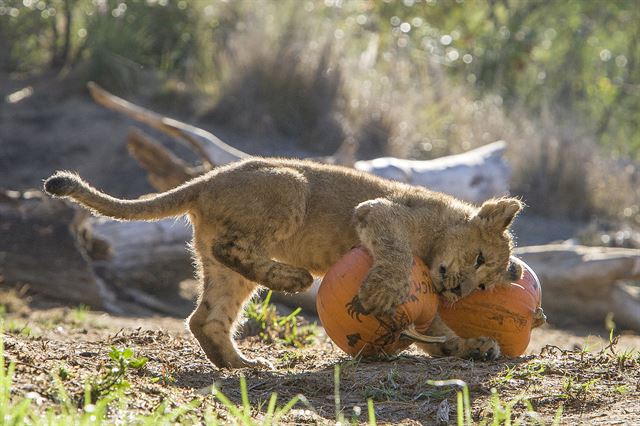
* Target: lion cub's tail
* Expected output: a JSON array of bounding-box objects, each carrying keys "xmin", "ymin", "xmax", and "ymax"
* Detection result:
[{"xmin": 44, "ymin": 171, "xmax": 200, "ymax": 221}]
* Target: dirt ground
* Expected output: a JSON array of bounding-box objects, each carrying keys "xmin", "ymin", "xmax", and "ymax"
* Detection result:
[{"xmin": 3, "ymin": 295, "xmax": 640, "ymax": 425}]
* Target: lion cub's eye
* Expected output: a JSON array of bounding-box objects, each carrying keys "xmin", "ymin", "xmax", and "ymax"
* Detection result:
[{"xmin": 475, "ymin": 251, "xmax": 485, "ymax": 269}]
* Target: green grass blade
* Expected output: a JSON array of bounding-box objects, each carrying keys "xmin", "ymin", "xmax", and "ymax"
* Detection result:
[
  {"xmin": 263, "ymin": 392, "xmax": 278, "ymax": 426},
  {"xmin": 273, "ymin": 394, "xmax": 300, "ymax": 421},
  {"xmin": 211, "ymin": 384, "xmax": 251, "ymax": 425},
  {"xmin": 240, "ymin": 375, "xmax": 251, "ymax": 418},
  {"xmin": 552, "ymin": 404, "xmax": 564, "ymax": 426},
  {"xmin": 427, "ymin": 379, "xmax": 470, "ymax": 426},
  {"xmin": 278, "ymin": 307, "xmax": 301, "ymax": 326},
  {"xmin": 462, "ymin": 384, "xmax": 471, "ymax": 425},
  {"xmin": 367, "ymin": 398, "xmax": 376, "ymax": 426},
  {"xmin": 261, "ymin": 291, "xmax": 273, "ymax": 320},
  {"xmin": 457, "ymin": 390, "xmax": 464, "ymax": 426},
  {"xmin": 334, "ymin": 365, "xmax": 344, "ymax": 423}
]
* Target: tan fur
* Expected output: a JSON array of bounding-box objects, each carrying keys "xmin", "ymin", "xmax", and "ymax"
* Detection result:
[{"xmin": 44, "ymin": 157, "xmax": 523, "ymax": 368}]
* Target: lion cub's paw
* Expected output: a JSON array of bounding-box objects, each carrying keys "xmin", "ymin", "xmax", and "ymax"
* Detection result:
[
  {"xmin": 358, "ymin": 277, "xmax": 410, "ymax": 317},
  {"xmin": 434, "ymin": 336, "xmax": 500, "ymax": 361},
  {"xmin": 228, "ymin": 356, "xmax": 275, "ymax": 370},
  {"xmin": 266, "ymin": 265, "xmax": 314, "ymax": 293},
  {"xmin": 462, "ymin": 337, "xmax": 501, "ymax": 361},
  {"xmin": 281, "ymin": 268, "xmax": 314, "ymax": 293},
  {"xmin": 245, "ymin": 357, "xmax": 275, "ymax": 370}
]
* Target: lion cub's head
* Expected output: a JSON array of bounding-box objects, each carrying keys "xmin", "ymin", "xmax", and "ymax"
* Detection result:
[{"xmin": 431, "ymin": 198, "xmax": 523, "ymax": 302}]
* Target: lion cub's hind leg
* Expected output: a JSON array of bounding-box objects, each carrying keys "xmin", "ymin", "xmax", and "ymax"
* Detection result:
[
  {"xmin": 208, "ymin": 169, "xmax": 313, "ymax": 293},
  {"xmin": 212, "ymin": 232, "xmax": 313, "ymax": 293},
  {"xmin": 187, "ymin": 256, "xmax": 264, "ymax": 369}
]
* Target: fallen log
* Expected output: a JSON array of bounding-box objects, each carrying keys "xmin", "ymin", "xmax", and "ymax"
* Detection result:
[
  {"xmin": 90, "ymin": 218, "xmax": 194, "ymax": 296},
  {"xmin": 89, "ymin": 82, "xmax": 357, "ymax": 167},
  {"xmin": 515, "ymin": 244, "xmax": 640, "ymax": 330},
  {"xmin": 354, "ymin": 141, "xmax": 510, "ymax": 204},
  {"xmin": 0, "ymin": 189, "xmax": 196, "ymax": 316},
  {"xmin": 88, "ymin": 218, "xmax": 195, "ymax": 316}
]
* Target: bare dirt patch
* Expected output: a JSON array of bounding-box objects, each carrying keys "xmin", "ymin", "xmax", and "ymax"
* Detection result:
[{"xmin": 3, "ymin": 298, "xmax": 639, "ymax": 424}]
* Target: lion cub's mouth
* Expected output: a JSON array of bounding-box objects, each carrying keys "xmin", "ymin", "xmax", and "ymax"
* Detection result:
[
  {"xmin": 439, "ymin": 290, "xmax": 462, "ymax": 303},
  {"xmin": 435, "ymin": 283, "xmax": 464, "ymax": 303}
]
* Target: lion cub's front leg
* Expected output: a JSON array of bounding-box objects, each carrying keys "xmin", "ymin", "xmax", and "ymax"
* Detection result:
[
  {"xmin": 417, "ymin": 316, "xmax": 501, "ymax": 360},
  {"xmin": 354, "ymin": 198, "xmax": 414, "ymax": 316}
]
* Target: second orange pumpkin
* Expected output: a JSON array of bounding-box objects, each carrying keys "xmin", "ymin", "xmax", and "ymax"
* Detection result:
[{"xmin": 438, "ymin": 258, "xmax": 544, "ymax": 357}]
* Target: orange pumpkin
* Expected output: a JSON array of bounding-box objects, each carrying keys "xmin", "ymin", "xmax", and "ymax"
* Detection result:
[
  {"xmin": 316, "ymin": 247, "xmax": 442, "ymax": 357},
  {"xmin": 438, "ymin": 258, "xmax": 545, "ymax": 357}
]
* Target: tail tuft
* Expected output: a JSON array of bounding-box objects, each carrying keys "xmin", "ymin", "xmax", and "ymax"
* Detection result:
[{"xmin": 44, "ymin": 172, "xmax": 80, "ymax": 197}]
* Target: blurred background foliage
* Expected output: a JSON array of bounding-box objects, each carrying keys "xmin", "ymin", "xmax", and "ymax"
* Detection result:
[{"xmin": 1, "ymin": 0, "xmax": 638, "ymax": 224}]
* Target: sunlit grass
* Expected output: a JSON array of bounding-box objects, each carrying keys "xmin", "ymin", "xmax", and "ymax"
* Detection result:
[{"xmin": 244, "ymin": 290, "xmax": 317, "ymax": 348}]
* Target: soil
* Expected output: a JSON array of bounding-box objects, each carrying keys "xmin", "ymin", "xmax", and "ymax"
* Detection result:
[{"xmin": 3, "ymin": 297, "xmax": 640, "ymax": 425}]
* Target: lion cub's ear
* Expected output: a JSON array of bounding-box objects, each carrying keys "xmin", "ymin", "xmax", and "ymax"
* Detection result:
[{"xmin": 474, "ymin": 198, "xmax": 523, "ymax": 232}]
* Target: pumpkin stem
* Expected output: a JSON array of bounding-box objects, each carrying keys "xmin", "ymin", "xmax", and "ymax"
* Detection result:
[
  {"xmin": 399, "ymin": 324, "xmax": 448, "ymax": 344},
  {"xmin": 532, "ymin": 307, "xmax": 547, "ymax": 328}
]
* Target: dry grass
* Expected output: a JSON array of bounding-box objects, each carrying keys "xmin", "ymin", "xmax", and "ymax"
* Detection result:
[
  {"xmin": 0, "ymin": 287, "xmax": 29, "ymax": 316},
  {"xmin": 201, "ymin": 8, "xmax": 346, "ymax": 154},
  {"xmin": 506, "ymin": 108, "xmax": 640, "ymax": 222}
]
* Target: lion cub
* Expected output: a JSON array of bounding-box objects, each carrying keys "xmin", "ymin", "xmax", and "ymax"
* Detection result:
[{"xmin": 45, "ymin": 157, "xmax": 523, "ymax": 368}]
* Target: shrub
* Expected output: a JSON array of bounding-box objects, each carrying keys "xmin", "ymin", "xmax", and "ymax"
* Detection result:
[
  {"xmin": 508, "ymin": 108, "xmax": 639, "ymax": 222},
  {"xmin": 79, "ymin": 0, "xmax": 199, "ymax": 91},
  {"xmin": 202, "ymin": 4, "xmax": 346, "ymax": 154}
]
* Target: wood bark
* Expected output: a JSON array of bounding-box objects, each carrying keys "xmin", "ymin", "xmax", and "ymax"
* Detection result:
[
  {"xmin": 0, "ymin": 190, "xmax": 193, "ymax": 316},
  {"xmin": 514, "ymin": 244, "xmax": 640, "ymax": 330},
  {"xmin": 125, "ymin": 128, "xmax": 201, "ymax": 191},
  {"xmin": 88, "ymin": 218, "xmax": 196, "ymax": 316},
  {"xmin": 88, "ymin": 82, "xmax": 247, "ymax": 168},
  {"xmin": 354, "ymin": 141, "xmax": 510, "ymax": 204}
]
